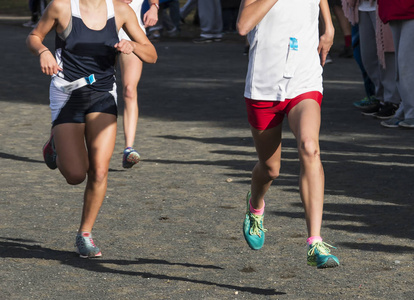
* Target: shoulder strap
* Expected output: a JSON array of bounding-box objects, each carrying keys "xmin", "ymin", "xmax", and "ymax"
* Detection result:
[
  {"xmin": 71, "ymin": 0, "xmax": 81, "ymax": 18},
  {"xmin": 106, "ymin": 0, "xmax": 115, "ymax": 19}
]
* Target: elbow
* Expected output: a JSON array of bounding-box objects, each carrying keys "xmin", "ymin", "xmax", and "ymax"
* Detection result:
[
  {"xmin": 150, "ymin": 53, "xmax": 158, "ymax": 64},
  {"xmin": 140, "ymin": 51, "xmax": 157, "ymax": 64},
  {"xmin": 149, "ymin": 47, "xmax": 158, "ymax": 64},
  {"xmin": 237, "ymin": 23, "xmax": 249, "ymax": 36},
  {"xmin": 141, "ymin": 54, "xmax": 157, "ymax": 64},
  {"xmin": 26, "ymin": 34, "xmax": 33, "ymax": 51}
]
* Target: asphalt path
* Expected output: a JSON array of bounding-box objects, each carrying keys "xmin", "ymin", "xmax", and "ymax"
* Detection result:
[{"xmin": 0, "ymin": 18, "xmax": 413, "ymax": 300}]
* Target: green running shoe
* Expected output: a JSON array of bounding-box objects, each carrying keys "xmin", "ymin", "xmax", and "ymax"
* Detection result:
[
  {"xmin": 307, "ymin": 241, "xmax": 340, "ymax": 268},
  {"xmin": 243, "ymin": 191, "xmax": 267, "ymax": 250},
  {"xmin": 75, "ymin": 232, "xmax": 102, "ymax": 258}
]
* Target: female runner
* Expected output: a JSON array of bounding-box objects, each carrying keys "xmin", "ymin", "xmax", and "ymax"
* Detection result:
[
  {"xmin": 27, "ymin": 0, "xmax": 157, "ymax": 258},
  {"xmin": 238, "ymin": 0, "xmax": 340, "ymax": 268}
]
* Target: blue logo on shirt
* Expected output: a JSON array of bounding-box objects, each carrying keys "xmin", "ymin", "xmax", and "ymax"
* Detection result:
[{"xmin": 289, "ymin": 37, "xmax": 298, "ymax": 51}]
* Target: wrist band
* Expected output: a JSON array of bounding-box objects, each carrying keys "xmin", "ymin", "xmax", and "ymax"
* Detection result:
[
  {"xmin": 38, "ymin": 49, "xmax": 50, "ymax": 56},
  {"xmin": 151, "ymin": 3, "xmax": 159, "ymax": 9}
]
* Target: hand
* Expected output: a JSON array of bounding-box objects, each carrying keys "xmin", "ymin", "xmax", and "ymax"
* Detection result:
[
  {"xmin": 318, "ymin": 28, "xmax": 334, "ymax": 66},
  {"xmin": 39, "ymin": 50, "xmax": 62, "ymax": 75},
  {"xmin": 114, "ymin": 39, "xmax": 135, "ymax": 54},
  {"xmin": 143, "ymin": 5, "xmax": 158, "ymax": 27}
]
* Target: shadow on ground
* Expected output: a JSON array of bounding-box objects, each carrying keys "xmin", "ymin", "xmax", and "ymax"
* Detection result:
[{"xmin": 0, "ymin": 237, "xmax": 284, "ymax": 296}]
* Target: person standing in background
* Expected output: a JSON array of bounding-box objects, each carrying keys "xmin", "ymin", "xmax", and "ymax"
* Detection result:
[
  {"xmin": 378, "ymin": 0, "xmax": 414, "ymax": 128},
  {"xmin": 193, "ymin": 0, "xmax": 223, "ymax": 43},
  {"xmin": 342, "ymin": 0, "xmax": 400, "ymax": 120},
  {"xmin": 329, "ymin": 0, "xmax": 353, "ymax": 58},
  {"xmin": 23, "ymin": 0, "xmax": 49, "ymax": 27}
]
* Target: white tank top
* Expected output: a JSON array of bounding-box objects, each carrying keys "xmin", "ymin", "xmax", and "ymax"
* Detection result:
[
  {"xmin": 118, "ymin": 0, "xmax": 145, "ymax": 41},
  {"xmin": 244, "ymin": 0, "xmax": 323, "ymax": 101}
]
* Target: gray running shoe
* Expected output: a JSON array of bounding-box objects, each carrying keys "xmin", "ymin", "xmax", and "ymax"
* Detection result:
[
  {"xmin": 122, "ymin": 147, "xmax": 141, "ymax": 168},
  {"xmin": 381, "ymin": 117, "xmax": 403, "ymax": 128},
  {"xmin": 399, "ymin": 118, "xmax": 414, "ymax": 128},
  {"xmin": 381, "ymin": 117, "xmax": 402, "ymax": 128},
  {"xmin": 75, "ymin": 232, "xmax": 102, "ymax": 258}
]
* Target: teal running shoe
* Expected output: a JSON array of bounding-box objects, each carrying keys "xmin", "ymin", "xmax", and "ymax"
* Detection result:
[
  {"xmin": 75, "ymin": 232, "xmax": 102, "ymax": 258},
  {"xmin": 353, "ymin": 96, "xmax": 379, "ymax": 109},
  {"xmin": 307, "ymin": 241, "xmax": 340, "ymax": 268},
  {"xmin": 122, "ymin": 147, "xmax": 141, "ymax": 168},
  {"xmin": 243, "ymin": 191, "xmax": 267, "ymax": 250}
]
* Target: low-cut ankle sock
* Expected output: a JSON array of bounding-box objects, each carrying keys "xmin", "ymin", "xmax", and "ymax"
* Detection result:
[
  {"xmin": 249, "ymin": 199, "xmax": 265, "ymax": 215},
  {"xmin": 78, "ymin": 231, "xmax": 91, "ymax": 237},
  {"xmin": 307, "ymin": 236, "xmax": 322, "ymax": 246}
]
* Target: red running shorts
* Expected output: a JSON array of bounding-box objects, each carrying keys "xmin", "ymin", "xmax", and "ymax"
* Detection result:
[{"xmin": 245, "ymin": 91, "xmax": 322, "ymax": 130}]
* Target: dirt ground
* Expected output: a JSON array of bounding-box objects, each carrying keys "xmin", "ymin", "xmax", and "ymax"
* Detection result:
[{"xmin": 0, "ymin": 17, "xmax": 413, "ymax": 300}]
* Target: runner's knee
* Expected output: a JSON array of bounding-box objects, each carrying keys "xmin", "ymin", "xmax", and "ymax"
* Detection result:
[
  {"xmin": 64, "ymin": 171, "xmax": 87, "ymax": 185},
  {"xmin": 123, "ymin": 83, "xmax": 137, "ymax": 102},
  {"xmin": 258, "ymin": 161, "xmax": 280, "ymax": 180},
  {"xmin": 87, "ymin": 166, "xmax": 108, "ymax": 184},
  {"xmin": 298, "ymin": 137, "xmax": 320, "ymax": 162}
]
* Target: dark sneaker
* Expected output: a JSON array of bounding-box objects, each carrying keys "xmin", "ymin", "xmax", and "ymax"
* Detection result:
[
  {"xmin": 307, "ymin": 241, "xmax": 340, "ymax": 268},
  {"xmin": 42, "ymin": 133, "xmax": 57, "ymax": 170},
  {"xmin": 325, "ymin": 54, "xmax": 333, "ymax": 64},
  {"xmin": 361, "ymin": 102, "xmax": 382, "ymax": 116},
  {"xmin": 193, "ymin": 37, "xmax": 213, "ymax": 44},
  {"xmin": 381, "ymin": 117, "xmax": 403, "ymax": 128},
  {"xmin": 193, "ymin": 35, "xmax": 222, "ymax": 44},
  {"xmin": 122, "ymin": 147, "xmax": 141, "ymax": 169},
  {"xmin": 23, "ymin": 20, "xmax": 38, "ymax": 28},
  {"xmin": 243, "ymin": 191, "xmax": 267, "ymax": 250},
  {"xmin": 375, "ymin": 102, "xmax": 399, "ymax": 119},
  {"xmin": 243, "ymin": 45, "xmax": 250, "ymax": 56},
  {"xmin": 339, "ymin": 46, "xmax": 353, "ymax": 58},
  {"xmin": 75, "ymin": 232, "xmax": 102, "ymax": 258}
]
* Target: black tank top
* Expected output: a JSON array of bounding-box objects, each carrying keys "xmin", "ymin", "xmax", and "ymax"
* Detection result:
[{"xmin": 55, "ymin": 0, "xmax": 119, "ymax": 92}]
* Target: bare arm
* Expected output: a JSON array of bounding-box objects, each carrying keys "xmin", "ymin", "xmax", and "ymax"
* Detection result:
[
  {"xmin": 26, "ymin": 0, "xmax": 70, "ymax": 75},
  {"xmin": 318, "ymin": 0, "xmax": 335, "ymax": 66},
  {"xmin": 117, "ymin": 0, "xmax": 159, "ymax": 27},
  {"xmin": 236, "ymin": 0, "xmax": 279, "ymax": 36},
  {"xmin": 114, "ymin": 1, "xmax": 157, "ymax": 63},
  {"xmin": 143, "ymin": 0, "xmax": 159, "ymax": 27}
]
